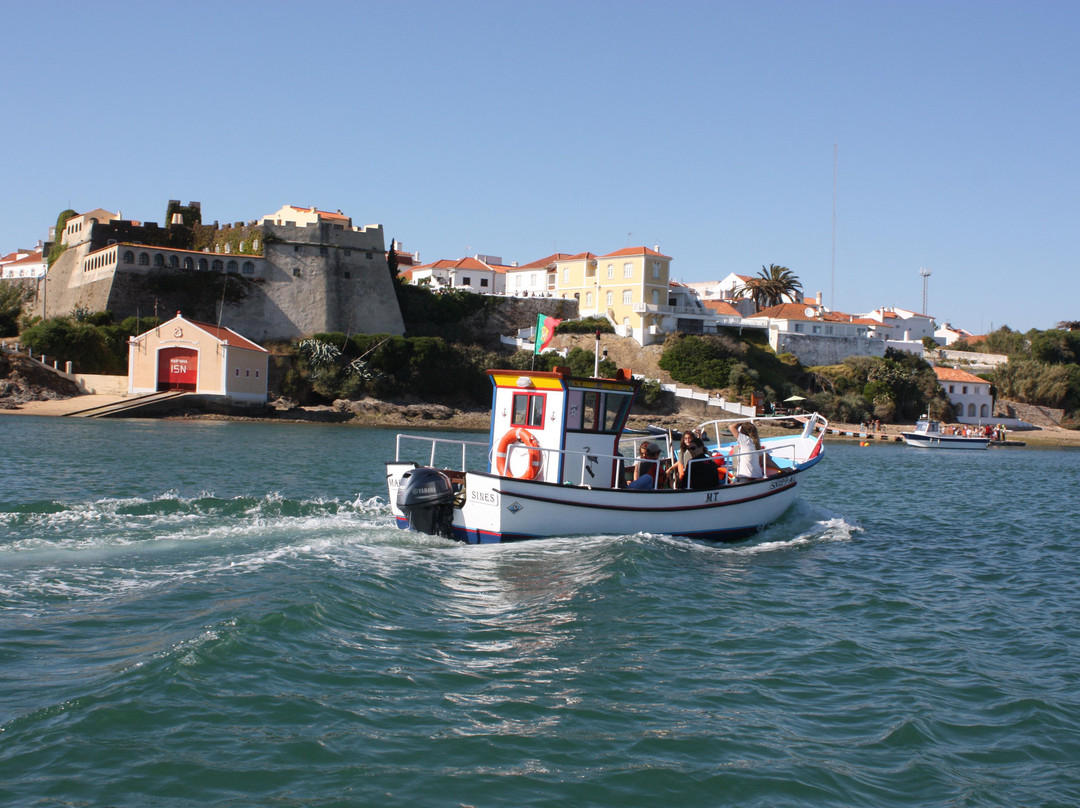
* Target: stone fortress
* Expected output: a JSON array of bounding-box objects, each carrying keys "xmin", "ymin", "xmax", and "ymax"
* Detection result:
[{"xmin": 39, "ymin": 202, "xmax": 405, "ymax": 342}]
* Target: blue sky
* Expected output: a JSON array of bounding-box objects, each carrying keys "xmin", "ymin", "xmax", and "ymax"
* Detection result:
[{"xmin": 2, "ymin": 0, "xmax": 1077, "ymax": 334}]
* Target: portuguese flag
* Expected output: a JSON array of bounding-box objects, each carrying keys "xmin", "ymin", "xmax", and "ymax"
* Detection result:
[{"xmin": 535, "ymin": 313, "xmax": 562, "ymax": 354}]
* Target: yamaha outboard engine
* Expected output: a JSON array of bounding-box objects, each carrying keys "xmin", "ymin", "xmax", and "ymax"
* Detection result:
[{"xmin": 396, "ymin": 467, "xmax": 456, "ymax": 538}]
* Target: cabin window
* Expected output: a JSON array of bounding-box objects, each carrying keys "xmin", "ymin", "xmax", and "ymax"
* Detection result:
[
  {"xmin": 511, "ymin": 392, "xmax": 545, "ymax": 428},
  {"xmin": 566, "ymin": 389, "xmax": 631, "ymax": 434}
]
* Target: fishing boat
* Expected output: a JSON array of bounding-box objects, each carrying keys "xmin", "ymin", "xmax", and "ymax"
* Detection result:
[
  {"xmin": 901, "ymin": 417, "xmax": 989, "ymax": 450},
  {"xmin": 386, "ymin": 367, "xmax": 828, "ymax": 544}
]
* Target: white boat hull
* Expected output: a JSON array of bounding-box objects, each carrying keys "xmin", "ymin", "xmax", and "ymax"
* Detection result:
[
  {"xmin": 901, "ymin": 434, "xmax": 988, "ymax": 450},
  {"xmin": 388, "ymin": 464, "xmax": 801, "ymax": 543}
]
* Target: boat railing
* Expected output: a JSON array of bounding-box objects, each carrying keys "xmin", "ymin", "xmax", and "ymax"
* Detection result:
[
  {"xmin": 394, "ymin": 433, "xmax": 489, "ymax": 470},
  {"xmin": 695, "ymin": 413, "xmax": 828, "ymax": 448}
]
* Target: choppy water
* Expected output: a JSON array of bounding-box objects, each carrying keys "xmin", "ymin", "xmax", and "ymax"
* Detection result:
[{"xmin": 2, "ymin": 416, "xmax": 1079, "ymax": 807}]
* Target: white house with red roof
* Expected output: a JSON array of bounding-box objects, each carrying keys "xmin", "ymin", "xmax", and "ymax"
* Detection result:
[
  {"xmin": 934, "ymin": 366, "xmax": 994, "ymax": 422},
  {"xmin": 743, "ymin": 302, "xmax": 886, "ymax": 365},
  {"xmin": 505, "ymin": 253, "xmax": 572, "ymax": 297},
  {"xmin": 403, "ymin": 255, "xmax": 508, "ymax": 294},
  {"xmin": 861, "ymin": 306, "xmax": 937, "ymax": 353},
  {"xmin": 0, "ymin": 248, "xmax": 46, "ymax": 280},
  {"xmin": 127, "ymin": 313, "xmax": 269, "ymax": 404}
]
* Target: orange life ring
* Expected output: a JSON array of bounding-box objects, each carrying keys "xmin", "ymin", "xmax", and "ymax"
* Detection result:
[{"xmin": 495, "ymin": 428, "xmax": 542, "ymax": 480}]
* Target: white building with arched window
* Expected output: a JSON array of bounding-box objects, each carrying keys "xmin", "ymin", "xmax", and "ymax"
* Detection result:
[{"xmin": 934, "ymin": 366, "xmax": 994, "ymax": 423}]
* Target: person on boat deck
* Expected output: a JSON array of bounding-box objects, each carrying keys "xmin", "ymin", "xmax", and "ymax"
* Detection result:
[
  {"xmin": 628, "ymin": 442, "xmax": 667, "ymax": 490},
  {"xmin": 728, "ymin": 421, "xmax": 782, "ymax": 480},
  {"xmin": 677, "ymin": 437, "xmax": 722, "ymax": 490},
  {"xmin": 672, "ymin": 429, "xmax": 701, "ymax": 484}
]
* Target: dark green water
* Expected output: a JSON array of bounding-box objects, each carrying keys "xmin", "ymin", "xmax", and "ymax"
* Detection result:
[{"xmin": 2, "ymin": 417, "xmax": 1079, "ymax": 807}]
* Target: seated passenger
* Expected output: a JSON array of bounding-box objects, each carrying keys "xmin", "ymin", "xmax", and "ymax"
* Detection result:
[
  {"xmin": 628, "ymin": 442, "xmax": 667, "ymax": 490},
  {"xmin": 677, "ymin": 437, "xmax": 721, "ymax": 490},
  {"xmin": 728, "ymin": 421, "xmax": 782, "ymax": 480}
]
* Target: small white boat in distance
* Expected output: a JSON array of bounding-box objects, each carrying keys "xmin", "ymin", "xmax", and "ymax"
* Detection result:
[
  {"xmin": 386, "ymin": 366, "xmax": 828, "ymax": 544},
  {"xmin": 901, "ymin": 418, "xmax": 989, "ymax": 450}
]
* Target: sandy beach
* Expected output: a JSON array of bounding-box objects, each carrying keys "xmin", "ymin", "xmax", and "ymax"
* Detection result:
[{"xmin": 4, "ymin": 393, "xmax": 1080, "ymax": 448}]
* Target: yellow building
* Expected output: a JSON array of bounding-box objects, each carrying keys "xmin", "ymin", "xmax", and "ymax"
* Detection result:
[
  {"xmin": 128, "ymin": 313, "xmax": 269, "ymax": 404},
  {"xmin": 554, "ymin": 247, "xmax": 671, "ymax": 344}
]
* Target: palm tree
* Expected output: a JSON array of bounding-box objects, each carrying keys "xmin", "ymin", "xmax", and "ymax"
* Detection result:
[
  {"xmin": 1055, "ymin": 320, "xmax": 1080, "ymax": 331},
  {"xmin": 738, "ymin": 264, "xmax": 803, "ymax": 309}
]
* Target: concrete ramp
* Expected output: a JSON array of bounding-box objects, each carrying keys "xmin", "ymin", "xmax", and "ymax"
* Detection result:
[{"xmin": 65, "ymin": 391, "xmax": 190, "ymax": 418}]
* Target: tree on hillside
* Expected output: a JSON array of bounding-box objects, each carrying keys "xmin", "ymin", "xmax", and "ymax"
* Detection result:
[
  {"xmin": 738, "ymin": 264, "xmax": 803, "ymax": 309},
  {"xmin": 0, "ymin": 283, "xmax": 30, "ymax": 337}
]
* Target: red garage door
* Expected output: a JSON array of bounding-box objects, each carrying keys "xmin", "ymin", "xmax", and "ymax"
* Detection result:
[{"xmin": 158, "ymin": 348, "xmax": 198, "ymax": 391}]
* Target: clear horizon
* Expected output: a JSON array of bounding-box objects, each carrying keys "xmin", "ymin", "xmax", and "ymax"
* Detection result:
[{"xmin": 2, "ymin": 0, "xmax": 1076, "ymax": 335}]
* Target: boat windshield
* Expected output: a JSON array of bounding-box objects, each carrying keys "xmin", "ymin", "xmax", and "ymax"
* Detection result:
[{"xmin": 566, "ymin": 389, "xmax": 632, "ymax": 434}]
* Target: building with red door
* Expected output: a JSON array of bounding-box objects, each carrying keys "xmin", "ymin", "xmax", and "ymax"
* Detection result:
[{"xmin": 128, "ymin": 313, "xmax": 268, "ymax": 404}]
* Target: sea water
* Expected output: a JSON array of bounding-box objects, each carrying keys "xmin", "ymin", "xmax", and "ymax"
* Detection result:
[{"xmin": 2, "ymin": 416, "xmax": 1079, "ymax": 807}]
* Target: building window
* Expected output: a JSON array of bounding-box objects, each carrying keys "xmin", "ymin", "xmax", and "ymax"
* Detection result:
[
  {"xmin": 653, "ymin": 260, "xmax": 661, "ymax": 279},
  {"xmin": 153, "ymin": 254, "xmax": 165, "ymax": 268},
  {"xmin": 123, "ymin": 250, "xmax": 134, "ymax": 264},
  {"xmin": 184, "ymin": 257, "xmax": 194, "ymax": 270},
  {"xmin": 607, "ymin": 264, "xmax": 614, "ymax": 279},
  {"xmin": 794, "ymin": 323, "xmax": 804, "ymax": 333},
  {"xmin": 139, "ymin": 252, "xmax": 150, "ymax": 265},
  {"xmin": 825, "ymin": 325, "xmax": 833, "ymax": 334},
  {"xmin": 585, "ymin": 292, "xmax": 593, "ymax": 306},
  {"xmin": 227, "ymin": 260, "xmax": 238, "ymax": 273},
  {"xmin": 515, "ymin": 275, "xmax": 523, "ymax": 287},
  {"xmin": 606, "ymin": 291, "xmax": 613, "ymax": 306},
  {"xmin": 622, "ymin": 290, "xmax": 632, "ymax": 305},
  {"xmin": 949, "ymin": 385, "xmax": 954, "ymax": 393},
  {"xmin": 461, "ymin": 276, "xmax": 471, "ymax": 286},
  {"xmin": 344, "ymin": 249, "xmax": 351, "ymax": 256},
  {"xmin": 563, "ymin": 268, "xmax": 569, "ymax": 283},
  {"xmin": 252, "ymin": 239, "xmax": 259, "ymax": 251},
  {"xmin": 255, "ymin": 370, "xmax": 260, "ymax": 378},
  {"xmin": 294, "ymin": 245, "xmax": 301, "ymax": 253},
  {"xmin": 480, "ymin": 278, "xmax": 488, "ymax": 287},
  {"xmin": 168, "ymin": 255, "xmax": 179, "ymax": 268},
  {"xmin": 198, "ymin": 258, "xmax": 208, "ymax": 271},
  {"xmin": 585, "ymin": 263, "xmax": 596, "ymax": 278},
  {"xmin": 212, "ymin": 259, "xmax": 224, "ymax": 271},
  {"xmin": 623, "ymin": 262, "xmax": 633, "ymax": 278},
  {"xmin": 652, "ymin": 290, "xmax": 660, "ymax": 305},
  {"xmin": 293, "ymin": 268, "xmax": 301, "ymax": 277},
  {"xmin": 366, "ymin": 252, "xmax": 373, "ymax": 259},
  {"xmin": 967, "ymin": 403, "xmax": 976, "ymax": 417},
  {"xmin": 245, "ymin": 369, "xmax": 250, "ymax": 377},
  {"xmin": 320, "ymin": 246, "xmax": 329, "ymax": 256},
  {"xmin": 962, "ymin": 386, "xmax": 968, "ymax": 394},
  {"xmin": 812, "ymin": 325, "xmax": 822, "ymax": 334}
]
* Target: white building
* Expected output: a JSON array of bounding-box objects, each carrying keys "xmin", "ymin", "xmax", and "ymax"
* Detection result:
[
  {"xmin": 401, "ymin": 255, "xmax": 508, "ymax": 294},
  {"xmin": 743, "ymin": 302, "xmax": 885, "ymax": 365},
  {"xmin": 0, "ymin": 249, "xmax": 46, "ymax": 280},
  {"xmin": 934, "ymin": 366, "xmax": 994, "ymax": 422}
]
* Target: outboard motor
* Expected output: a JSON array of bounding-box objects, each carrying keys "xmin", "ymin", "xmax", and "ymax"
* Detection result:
[{"xmin": 395, "ymin": 467, "xmax": 456, "ymax": 538}]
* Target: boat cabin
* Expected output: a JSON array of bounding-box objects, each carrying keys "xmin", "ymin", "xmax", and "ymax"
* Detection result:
[
  {"xmin": 913, "ymin": 418, "xmax": 940, "ymax": 435},
  {"xmin": 487, "ymin": 367, "xmax": 638, "ymax": 488}
]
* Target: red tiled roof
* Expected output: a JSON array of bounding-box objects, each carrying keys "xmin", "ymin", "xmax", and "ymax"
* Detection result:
[
  {"xmin": 934, "ymin": 366, "xmax": 986, "ymax": 383},
  {"xmin": 746, "ymin": 303, "xmax": 823, "ymax": 321},
  {"xmin": 287, "ymin": 205, "xmax": 349, "ymax": 221},
  {"xmin": 601, "ymin": 246, "xmax": 671, "ymax": 260},
  {"xmin": 702, "ymin": 300, "xmax": 742, "ymax": 317},
  {"xmin": 517, "ymin": 253, "xmax": 574, "ymax": 269},
  {"xmin": 8, "ymin": 251, "xmax": 44, "ymax": 265},
  {"xmin": 183, "ymin": 317, "xmax": 266, "ymax": 353}
]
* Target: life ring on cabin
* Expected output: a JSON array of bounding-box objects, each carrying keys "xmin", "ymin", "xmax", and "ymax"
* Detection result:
[{"xmin": 495, "ymin": 428, "xmax": 543, "ymax": 480}]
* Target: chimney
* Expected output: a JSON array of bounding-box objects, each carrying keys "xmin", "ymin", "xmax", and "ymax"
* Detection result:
[{"xmin": 816, "ymin": 291, "xmax": 822, "ymax": 305}]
